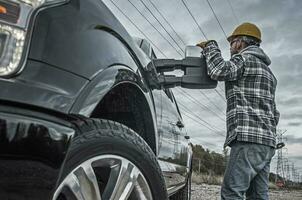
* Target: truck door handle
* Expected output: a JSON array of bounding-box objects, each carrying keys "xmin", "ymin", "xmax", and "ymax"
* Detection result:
[{"xmin": 176, "ymin": 120, "xmax": 184, "ymax": 128}]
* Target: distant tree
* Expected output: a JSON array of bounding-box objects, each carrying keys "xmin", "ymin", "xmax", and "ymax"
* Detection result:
[
  {"xmin": 211, "ymin": 151, "xmax": 225, "ymax": 175},
  {"xmin": 192, "ymin": 144, "xmax": 227, "ymax": 175}
]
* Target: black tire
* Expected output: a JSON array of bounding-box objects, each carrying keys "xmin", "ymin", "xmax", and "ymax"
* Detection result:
[
  {"xmin": 54, "ymin": 118, "xmax": 168, "ymax": 200},
  {"xmin": 169, "ymin": 173, "xmax": 191, "ymax": 200}
]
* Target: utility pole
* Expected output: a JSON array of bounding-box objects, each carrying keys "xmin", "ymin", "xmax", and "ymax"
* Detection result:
[
  {"xmin": 275, "ymin": 130, "xmax": 287, "ymax": 186},
  {"xmin": 292, "ymin": 162, "xmax": 296, "ymax": 185},
  {"xmin": 283, "ymin": 158, "xmax": 291, "ymax": 184},
  {"xmin": 192, "ymin": 157, "xmax": 202, "ymax": 174}
]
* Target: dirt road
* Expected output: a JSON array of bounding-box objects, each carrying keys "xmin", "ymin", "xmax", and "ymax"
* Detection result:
[{"xmin": 191, "ymin": 183, "xmax": 302, "ymax": 200}]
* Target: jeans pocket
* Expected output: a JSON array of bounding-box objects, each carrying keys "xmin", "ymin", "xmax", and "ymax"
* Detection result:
[
  {"xmin": 227, "ymin": 145, "xmax": 247, "ymax": 180},
  {"xmin": 247, "ymin": 145, "xmax": 272, "ymax": 172}
]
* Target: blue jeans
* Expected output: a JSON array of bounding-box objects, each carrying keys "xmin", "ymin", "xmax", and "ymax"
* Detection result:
[{"xmin": 221, "ymin": 141, "xmax": 275, "ymax": 200}]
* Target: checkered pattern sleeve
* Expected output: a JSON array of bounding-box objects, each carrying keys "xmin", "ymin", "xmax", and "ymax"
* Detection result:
[{"xmin": 203, "ymin": 41, "xmax": 245, "ymax": 81}]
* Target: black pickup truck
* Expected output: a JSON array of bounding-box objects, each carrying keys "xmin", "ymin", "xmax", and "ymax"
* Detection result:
[{"xmin": 0, "ymin": 0, "xmax": 216, "ymax": 199}]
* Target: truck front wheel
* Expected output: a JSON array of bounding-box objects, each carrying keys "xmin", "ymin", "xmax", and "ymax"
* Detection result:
[{"xmin": 53, "ymin": 118, "xmax": 167, "ymax": 200}]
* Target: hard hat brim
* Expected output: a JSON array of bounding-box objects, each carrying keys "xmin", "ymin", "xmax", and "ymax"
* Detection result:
[
  {"xmin": 227, "ymin": 34, "xmax": 262, "ymax": 43},
  {"xmin": 227, "ymin": 35, "xmax": 234, "ymax": 42}
]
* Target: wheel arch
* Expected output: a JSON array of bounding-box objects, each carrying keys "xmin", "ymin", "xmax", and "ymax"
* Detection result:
[
  {"xmin": 70, "ymin": 65, "xmax": 158, "ymax": 155},
  {"xmin": 91, "ymin": 82, "xmax": 157, "ymax": 154}
]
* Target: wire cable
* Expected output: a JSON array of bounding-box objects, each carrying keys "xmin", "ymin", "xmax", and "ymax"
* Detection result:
[
  {"xmin": 178, "ymin": 101, "xmax": 225, "ymax": 133},
  {"xmin": 111, "ymin": 0, "xmax": 226, "ymax": 118},
  {"xmin": 177, "ymin": 88, "xmax": 225, "ymax": 121},
  {"xmin": 180, "ymin": 107, "xmax": 225, "ymax": 135},
  {"xmin": 138, "ymin": 0, "xmax": 185, "ymax": 53},
  {"xmin": 226, "ymin": 0, "xmax": 239, "ymax": 24},
  {"xmin": 190, "ymin": 137, "xmax": 221, "ymax": 148},
  {"xmin": 205, "ymin": 0, "xmax": 227, "ymax": 39},
  {"xmin": 217, "ymin": 82, "xmax": 225, "ymax": 93},
  {"xmin": 180, "ymin": 0, "xmax": 207, "ymax": 40},
  {"xmin": 191, "ymin": 139, "xmax": 217, "ymax": 147},
  {"xmin": 146, "ymin": 0, "xmax": 227, "ymax": 106},
  {"xmin": 108, "ymin": 0, "xmax": 167, "ymax": 57},
  {"xmin": 127, "ymin": 0, "xmax": 183, "ymax": 57},
  {"xmin": 199, "ymin": 90, "xmax": 225, "ymax": 115},
  {"xmin": 130, "ymin": 0, "xmax": 227, "ymax": 105},
  {"xmin": 214, "ymin": 88, "xmax": 227, "ymax": 102},
  {"xmin": 146, "ymin": 0, "xmax": 186, "ymax": 46},
  {"xmin": 179, "ymin": 104, "xmax": 225, "ymax": 136},
  {"xmin": 178, "ymin": 0, "xmax": 227, "ymax": 102}
]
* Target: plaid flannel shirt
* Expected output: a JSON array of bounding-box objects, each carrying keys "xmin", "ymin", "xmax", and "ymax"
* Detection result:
[{"xmin": 203, "ymin": 41, "xmax": 280, "ymax": 148}]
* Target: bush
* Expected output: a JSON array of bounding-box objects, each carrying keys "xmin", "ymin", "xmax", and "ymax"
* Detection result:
[
  {"xmin": 192, "ymin": 172, "xmax": 223, "ymax": 185},
  {"xmin": 269, "ymin": 182, "xmax": 278, "ymax": 189},
  {"xmin": 192, "ymin": 145, "xmax": 227, "ymax": 176}
]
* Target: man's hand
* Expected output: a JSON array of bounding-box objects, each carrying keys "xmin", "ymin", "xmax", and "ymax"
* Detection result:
[
  {"xmin": 196, "ymin": 40, "xmax": 216, "ymax": 48},
  {"xmin": 196, "ymin": 41, "xmax": 208, "ymax": 49}
]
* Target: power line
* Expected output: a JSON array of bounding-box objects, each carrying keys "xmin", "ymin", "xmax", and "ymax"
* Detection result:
[
  {"xmin": 139, "ymin": 1, "xmax": 228, "ymax": 107},
  {"xmin": 108, "ymin": 0, "xmax": 167, "ymax": 57},
  {"xmin": 204, "ymin": 0, "xmax": 227, "ymax": 39},
  {"xmin": 214, "ymin": 88, "xmax": 226, "ymax": 102},
  {"xmin": 112, "ymin": 0, "xmax": 227, "ymax": 125},
  {"xmin": 180, "ymin": 0, "xmax": 207, "ymax": 40},
  {"xmin": 199, "ymin": 90, "xmax": 225, "ymax": 115},
  {"xmin": 201, "ymin": 0, "xmax": 231, "ymax": 95},
  {"xmin": 150, "ymin": 0, "xmax": 226, "ymax": 105},
  {"xmin": 217, "ymin": 82, "xmax": 225, "ymax": 94},
  {"xmin": 180, "ymin": 106, "xmax": 225, "ymax": 137},
  {"xmin": 181, "ymin": 111, "xmax": 212, "ymax": 131},
  {"xmin": 177, "ymin": 88, "xmax": 225, "ymax": 121},
  {"xmin": 127, "ymin": 0, "xmax": 183, "ymax": 57},
  {"xmin": 190, "ymin": 137, "xmax": 218, "ymax": 148},
  {"xmin": 226, "ymin": 0, "xmax": 239, "ymax": 24},
  {"xmin": 178, "ymin": 101, "xmax": 219, "ymax": 131},
  {"xmin": 138, "ymin": 0, "xmax": 185, "ymax": 53},
  {"xmin": 178, "ymin": 0, "xmax": 226, "ymax": 102},
  {"xmin": 180, "ymin": 106, "xmax": 225, "ymax": 136},
  {"xmin": 177, "ymin": 101, "xmax": 225, "ymax": 134},
  {"xmin": 127, "ymin": 0, "xmax": 227, "ymax": 105},
  {"xmin": 146, "ymin": 0, "xmax": 186, "ymax": 46}
]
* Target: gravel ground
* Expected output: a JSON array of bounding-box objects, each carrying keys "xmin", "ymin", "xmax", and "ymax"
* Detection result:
[{"xmin": 191, "ymin": 183, "xmax": 302, "ymax": 200}]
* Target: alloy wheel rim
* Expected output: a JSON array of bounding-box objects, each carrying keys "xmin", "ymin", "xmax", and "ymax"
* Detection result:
[{"xmin": 53, "ymin": 155, "xmax": 153, "ymax": 200}]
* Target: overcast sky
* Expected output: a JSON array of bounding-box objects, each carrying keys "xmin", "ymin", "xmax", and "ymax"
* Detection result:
[{"xmin": 103, "ymin": 0, "xmax": 302, "ymax": 177}]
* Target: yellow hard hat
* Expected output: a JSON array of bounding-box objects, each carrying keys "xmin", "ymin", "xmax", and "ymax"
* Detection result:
[{"xmin": 227, "ymin": 22, "xmax": 261, "ymax": 43}]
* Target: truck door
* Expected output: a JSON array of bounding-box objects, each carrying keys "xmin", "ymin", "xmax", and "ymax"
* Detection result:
[{"xmin": 152, "ymin": 88, "xmax": 189, "ymax": 189}]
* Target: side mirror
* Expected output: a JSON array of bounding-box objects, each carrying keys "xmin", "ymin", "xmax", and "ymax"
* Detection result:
[
  {"xmin": 185, "ymin": 45, "xmax": 203, "ymax": 57},
  {"xmin": 146, "ymin": 46, "xmax": 217, "ymax": 89}
]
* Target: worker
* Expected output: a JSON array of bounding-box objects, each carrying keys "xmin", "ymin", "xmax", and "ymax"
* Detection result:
[{"xmin": 197, "ymin": 22, "xmax": 280, "ymax": 200}]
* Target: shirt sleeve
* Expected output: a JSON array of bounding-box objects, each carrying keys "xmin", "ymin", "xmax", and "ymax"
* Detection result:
[{"xmin": 203, "ymin": 41, "xmax": 245, "ymax": 81}]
